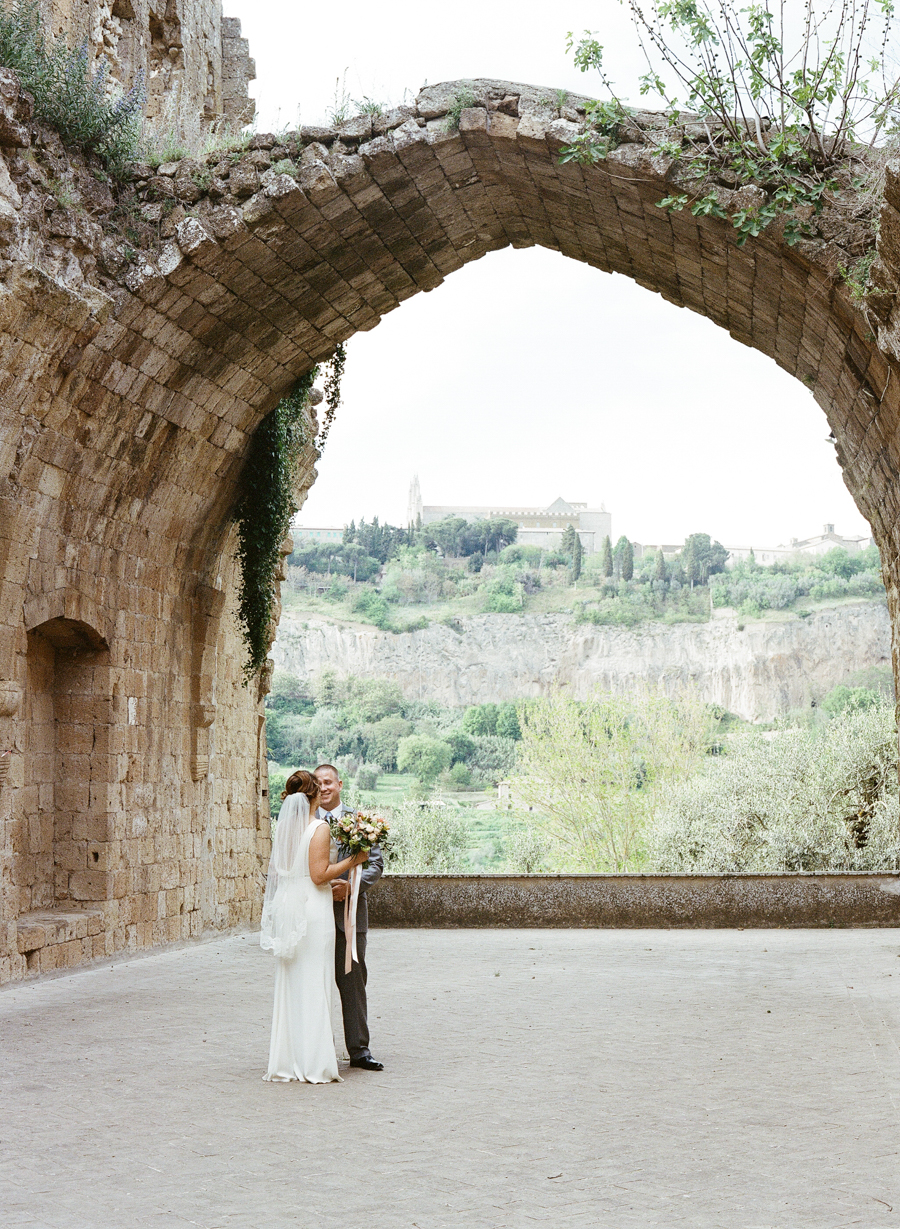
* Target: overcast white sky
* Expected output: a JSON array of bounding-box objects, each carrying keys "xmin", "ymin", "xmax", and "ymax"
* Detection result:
[{"xmin": 223, "ymin": 0, "xmax": 872, "ymax": 548}]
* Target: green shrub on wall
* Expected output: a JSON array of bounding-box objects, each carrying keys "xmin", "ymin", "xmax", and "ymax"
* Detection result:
[{"xmin": 0, "ymin": 1, "xmax": 145, "ymax": 177}]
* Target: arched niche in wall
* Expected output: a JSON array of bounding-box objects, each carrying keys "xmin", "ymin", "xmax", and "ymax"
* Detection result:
[{"xmin": 19, "ymin": 593, "xmax": 113, "ymax": 918}]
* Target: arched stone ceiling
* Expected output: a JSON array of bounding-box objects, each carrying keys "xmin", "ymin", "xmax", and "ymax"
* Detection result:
[{"xmin": 96, "ymin": 80, "xmax": 900, "ymax": 609}]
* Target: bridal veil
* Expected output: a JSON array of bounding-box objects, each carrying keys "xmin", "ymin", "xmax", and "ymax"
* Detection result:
[{"xmin": 260, "ymin": 791, "xmax": 312, "ymax": 959}]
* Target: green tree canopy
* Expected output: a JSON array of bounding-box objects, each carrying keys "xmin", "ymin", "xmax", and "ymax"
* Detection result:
[
  {"xmin": 366, "ymin": 716, "xmax": 413, "ymax": 771},
  {"xmin": 476, "ymin": 518, "xmax": 519, "ymax": 555},
  {"xmin": 313, "ymin": 669, "xmax": 341, "ymax": 707},
  {"xmin": 613, "ymin": 535, "xmax": 630, "ymax": 579},
  {"xmin": 681, "ymin": 534, "xmax": 728, "ymax": 586},
  {"xmin": 343, "ymin": 516, "xmax": 409, "ymax": 564},
  {"xmin": 423, "ymin": 516, "xmax": 518, "ymax": 559},
  {"xmin": 820, "ymin": 684, "xmax": 882, "ymax": 716},
  {"xmin": 396, "ymin": 734, "xmax": 452, "ymax": 783},
  {"xmin": 817, "ymin": 547, "xmax": 864, "ymax": 580},
  {"xmin": 560, "ymin": 524, "xmax": 578, "ymax": 559},
  {"xmin": 515, "ymin": 688, "xmax": 714, "ymax": 871},
  {"xmin": 496, "ymin": 702, "xmax": 522, "ymax": 741},
  {"xmin": 288, "ymin": 539, "xmax": 380, "ymax": 582},
  {"xmin": 445, "ymin": 730, "xmax": 477, "ymax": 764},
  {"xmin": 267, "ymin": 671, "xmax": 313, "ymax": 714},
  {"xmin": 621, "ymin": 538, "xmax": 634, "ymax": 582},
  {"xmin": 572, "ymin": 532, "xmax": 583, "ymax": 581},
  {"xmin": 463, "ymin": 702, "xmax": 500, "ymax": 736},
  {"xmin": 343, "ymin": 678, "xmax": 405, "ymax": 724}
]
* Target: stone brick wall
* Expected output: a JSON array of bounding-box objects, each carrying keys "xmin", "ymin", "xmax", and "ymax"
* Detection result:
[
  {"xmin": 221, "ymin": 15, "xmax": 255, "ymax": 127},
  {"xmin": 1, "ymin": 75, "xmax": 899, "ymax": 984},
  {"xmin": 35, "ymin": 0, "xmax": 253, "ymax": 137}
]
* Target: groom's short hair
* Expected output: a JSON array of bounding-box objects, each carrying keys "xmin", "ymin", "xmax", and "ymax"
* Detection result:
[{"xmin": 314, "ymin": 763, "xmax": 340, "ymax": 779}]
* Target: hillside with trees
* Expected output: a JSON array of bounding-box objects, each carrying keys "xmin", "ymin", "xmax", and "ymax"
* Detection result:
[
  {"xmin": 266, "ymin": 670, "xmax": 523, "ymax": 845},
  {"xmin": 265, "ymin": 667, "xmax": 898, "ymax": 875},
  {"xmin": 272, "ymin": 518, "xmax": 892, "ymax": 873},
  {"xmin": 283, "ymin": 516, "xmax": 885, "ymax": 632}
]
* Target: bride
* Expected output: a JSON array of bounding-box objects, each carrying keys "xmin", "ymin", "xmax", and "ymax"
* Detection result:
[{"xmin": 260, "ymin": 769, "xmax": 367, "ymax": 1083}]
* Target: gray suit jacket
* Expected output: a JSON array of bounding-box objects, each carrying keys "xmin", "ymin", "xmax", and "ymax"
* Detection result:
[{"xmin": 318, "ymin": 805, "xmax": 384, "ymax": 934}]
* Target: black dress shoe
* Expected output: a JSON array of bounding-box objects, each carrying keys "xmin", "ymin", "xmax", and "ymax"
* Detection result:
[{"xmin": 349, "ymin": 1055, "xmax": 384, "ymax": 1070}]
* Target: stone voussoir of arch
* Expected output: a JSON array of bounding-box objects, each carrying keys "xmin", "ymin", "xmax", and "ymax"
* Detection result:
[{"xmin": 2, "ymin": 74, "xmax": 900, "ymax": 984}]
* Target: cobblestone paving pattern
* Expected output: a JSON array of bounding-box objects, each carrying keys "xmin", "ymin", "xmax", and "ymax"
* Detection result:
[{"xmin": 1, "ymin": 928, "xmax": 899, "ymax": 1228}]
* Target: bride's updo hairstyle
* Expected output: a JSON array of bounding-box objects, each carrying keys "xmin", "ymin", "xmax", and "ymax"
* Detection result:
[{"xmin": 280, "ymin": 770, "xmax": 319, "ymax": 805}]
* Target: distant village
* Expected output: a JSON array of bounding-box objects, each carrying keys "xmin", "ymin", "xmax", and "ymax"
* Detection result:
[{"xmin": 293, "ymin": 478, "xmax": 873, "ymax": 566}]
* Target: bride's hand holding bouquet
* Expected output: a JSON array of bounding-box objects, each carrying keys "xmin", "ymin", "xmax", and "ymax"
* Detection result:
[{"xmin": 329, "ymin": 811, "xmax": 390, "ymax": 867}]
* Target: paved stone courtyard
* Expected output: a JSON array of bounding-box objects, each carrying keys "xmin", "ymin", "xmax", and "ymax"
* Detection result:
[{"xmin": 1, "ymin": 928, "xmax": 899, "ymax": 1228}]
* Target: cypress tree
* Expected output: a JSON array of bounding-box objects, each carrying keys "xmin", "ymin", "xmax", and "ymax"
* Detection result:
[
  {"xmin": 681, "ymin": 537, "xmax": 696, "ymax": 588},
  {"xmin": 613, "ymin": 535, "xmax": 630, "ymax": 580},
  {"xmin": 621, "ymin": 538, "xmax": 634, "ymax": 582},
  {"xmin": 572, "ymin": 531, "xmax": 583, "ymax": 581},
  {"xmin": 654, "ymin": 547, "xmax": 667, "ymax": 582},
  {"xmin": 600, "ymin": 535, "xmax": 613, "ymax": 578}
]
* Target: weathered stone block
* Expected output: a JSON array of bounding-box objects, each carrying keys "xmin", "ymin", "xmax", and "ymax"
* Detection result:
[
  {"xmin": 373, "ymin": 105, "xmax": 416, "ymax": 136},
  {"xmin": 68, "ymin": 870, "xmax": 113, "ymax": 901},
  {"xmin": 417, "ymin": 81, "xmax": 486, "ymax": 119},
  {"xmin": 458, "ymin": 108, "xmax": 487, "ymax": 134},
  {"xmin": 228, "ymin": 162, "xmax": 259, "ymax": 199},
  {"xmin": 339, "ymin": 114, "xmax": 374, "ymax": 143},
  {"xmin": 17, "ymin": 921, "xmax": 47, "ymax": 952}
]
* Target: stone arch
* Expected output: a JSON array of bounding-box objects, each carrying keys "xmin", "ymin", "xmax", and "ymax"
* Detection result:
[
  {"xmin": 4, "ymin": 74, "xmax": 900, "ymax": 981},
  {"xmin": 114, "ymin": 79, "xmax": 899, "ymax": 617},
  {"xmin": 17, "ymin": 606, "xmax": 112, "ymax": 965},
  {"xmin": 24, "ymin": 589, "xmax": 111, "ymax": 649}
]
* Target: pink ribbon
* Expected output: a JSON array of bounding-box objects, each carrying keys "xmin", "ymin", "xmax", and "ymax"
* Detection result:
[{"xmin": 343, "ymin": 864, "xmax": 362, "ymax": 974}]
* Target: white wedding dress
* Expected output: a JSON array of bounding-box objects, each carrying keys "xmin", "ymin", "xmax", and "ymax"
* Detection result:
[{"xmin": 261, "ymin": 800, "xmax": 341, "ymax": 1084}]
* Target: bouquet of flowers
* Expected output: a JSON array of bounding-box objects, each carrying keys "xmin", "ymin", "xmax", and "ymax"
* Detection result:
[{"xmin": 329, "ymin": 810, "xmax": 390, "ymax": 865}]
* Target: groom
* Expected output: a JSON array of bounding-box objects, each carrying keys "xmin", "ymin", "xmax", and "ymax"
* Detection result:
[{"xmin": 314, "ymin": 763, "xmax": 385, "ymax": 1071}]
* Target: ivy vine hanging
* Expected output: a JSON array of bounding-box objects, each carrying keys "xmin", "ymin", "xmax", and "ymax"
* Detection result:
[{"xmin": 232, "ymin": 344, "xmax": 346, "ymax": 678}]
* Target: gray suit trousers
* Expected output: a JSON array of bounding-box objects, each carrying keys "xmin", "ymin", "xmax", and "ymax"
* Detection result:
[
  {"xmin": 334, "ymin": 929, "xmax": 368, "ymax": 1059},
  {"xmin": 327, "ymin": 825, "xmax": 381, "ymax": 1060}
]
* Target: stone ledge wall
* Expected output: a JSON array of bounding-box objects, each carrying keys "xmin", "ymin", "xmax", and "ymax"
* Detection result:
[{"xmin": 368, "ymin": 873, "xmax": 900, "ymax": 929}]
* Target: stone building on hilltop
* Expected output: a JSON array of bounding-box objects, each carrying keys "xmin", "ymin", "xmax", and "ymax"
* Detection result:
[
  {"xmin": 408, "ymin": 480, "xmax": 612, "ymax": 554},
  {"xmin": 724, "ymin": 524, "xmax": 873, "ymax": 566}
]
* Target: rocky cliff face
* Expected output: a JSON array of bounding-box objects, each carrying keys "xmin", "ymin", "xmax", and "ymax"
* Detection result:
[{"xmin": 272, "ymin": 602, "xmax": 892, "ymax": 722}]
